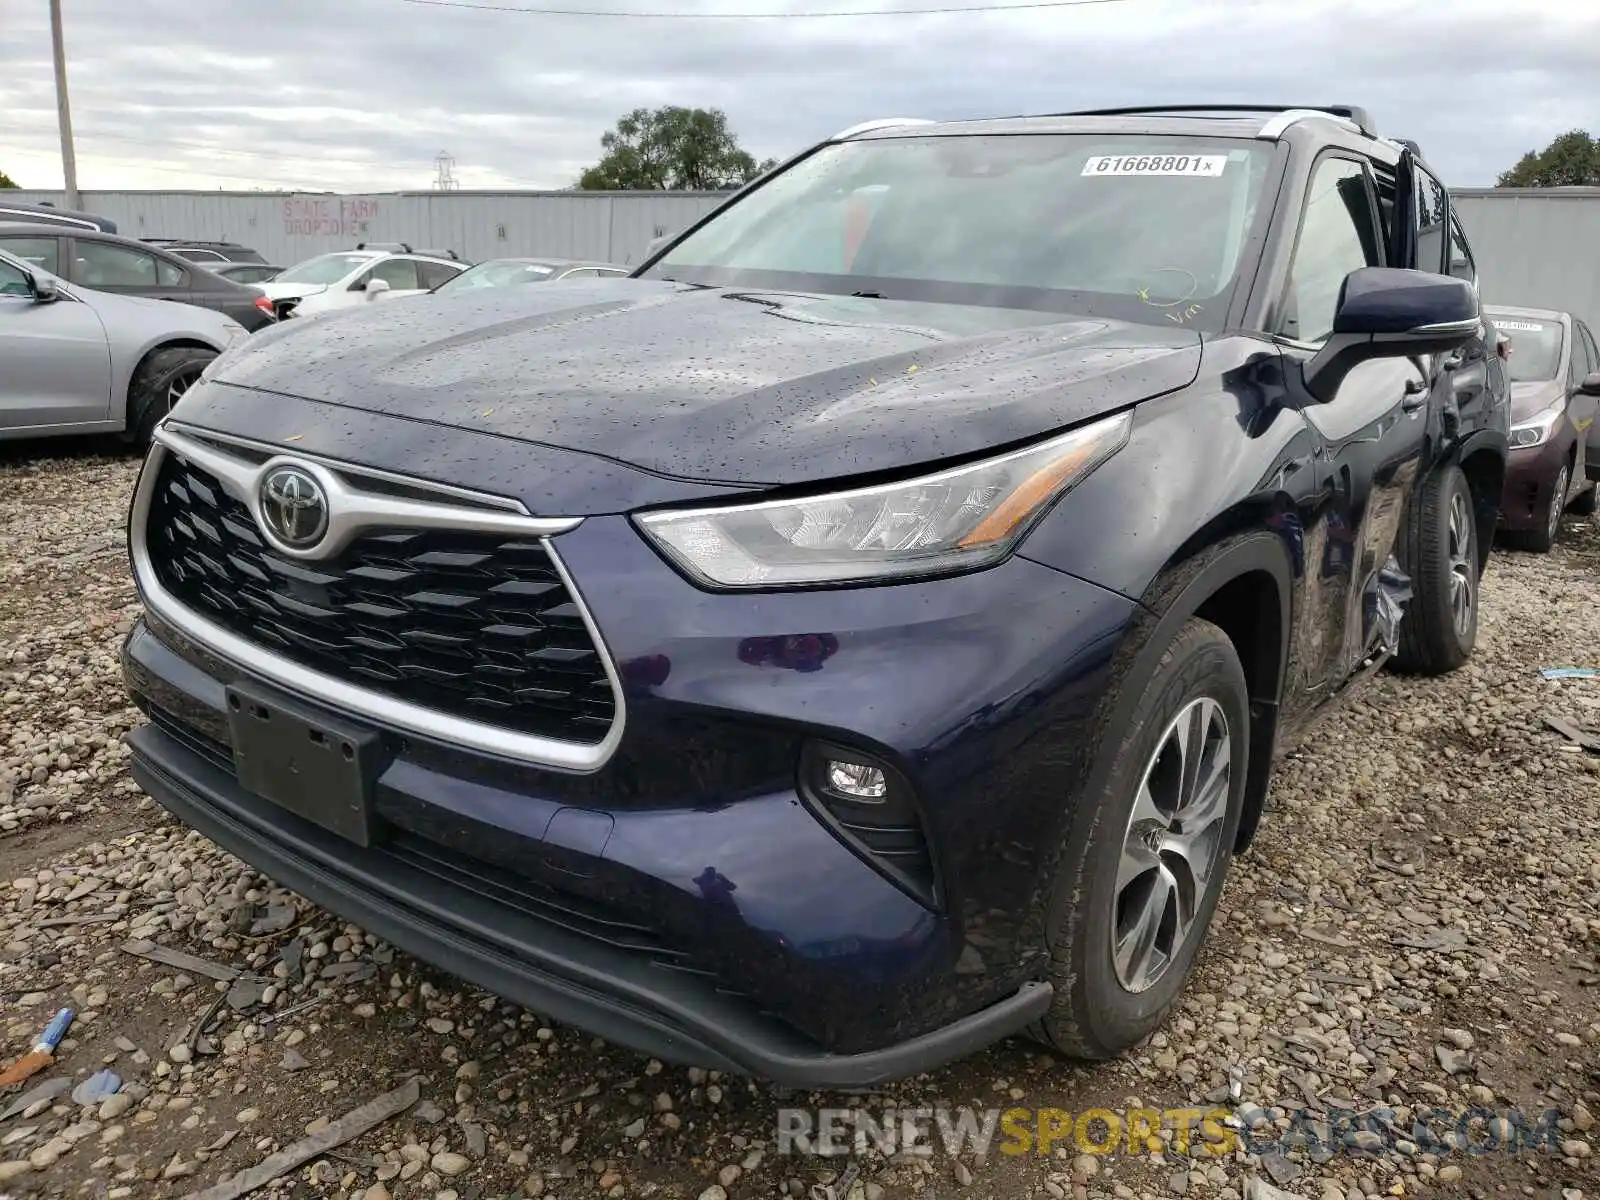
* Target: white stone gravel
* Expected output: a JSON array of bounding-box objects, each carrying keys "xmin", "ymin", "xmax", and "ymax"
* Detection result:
[{"xmin": 1, "ymin": 445, "xmax": 1597, "ymax": 1200}]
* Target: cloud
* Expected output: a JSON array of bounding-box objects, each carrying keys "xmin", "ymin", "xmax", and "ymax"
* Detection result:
[{"xmin": 0, "ymin": 0, "xmax": 1594, "ymax": 192}]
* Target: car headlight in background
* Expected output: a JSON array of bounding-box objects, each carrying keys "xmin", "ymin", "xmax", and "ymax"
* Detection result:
[
  {"xmin": 1509, "ymin": 399, "xmax": 1566, "ymax": 448},
  {"xmin": 636, "ymin": 409, "xmax": 1133, "ymax": 588}
]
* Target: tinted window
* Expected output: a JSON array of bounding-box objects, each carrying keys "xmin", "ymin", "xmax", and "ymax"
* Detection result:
[
  {"xmin": 1447, "ymin": 215, "xmax": 1475, "ymax": 283},
  {"xmin": 0, "ymin": 237, "xmax": 61, "ymax": 274},
  {"xmin": 156, "ymin": 259, "xmax": 187, "ymax": 287},
  {"xmin": 74, "ymin": 241, "xmax": 160, "ymax": 287},
  {"xmin": 1278, "ymin": 158, "xmax": 1379, "ymax": 344},
  {"xmin": 1493, "ymin": 316, "xmax": 1564, "ymax": 382},
  {"xmin": 371, "ymin": 258, "xmax": 421, "ymax": 289},
  {"xmin": 648, "ymin": 133, "xmax": 1276, "ymax": 329},
  {"xmin": 1414, "ymin": 167, "xmax": 1448, "ymax": 274},
  {"xmin": 416, "ymin": 260, "xmax": 462, "ymax": 289},
  {"xmin": 0, "ymin": 257, "xmax": 30, "ymax": 296}
]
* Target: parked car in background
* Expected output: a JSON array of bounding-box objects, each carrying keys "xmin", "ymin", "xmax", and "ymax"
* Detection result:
[
  {"xmin": 121, "ymin": 105, "xmax": 1508, "ymax": 1085},
  {"xmin": 432, "ymin": 258, "xmax": 628, "ymax": 293},
  {"xmin": 0, "ymin": 199, "xmax": 118, "ymax": 233},
  {"xmin": 143, "ymin": 239, "xmax": 269, "ymax": 266},
  {"xmin": 0, "ymin": 225, "xmax": 276, "ymax": 333},
  {"xmin": 1486, "ymin": 304, "xmax": 1600, "ymax": 551},
  {"xmin": 258, "ymin": 247, "xmax": 468, "ymax": 319},
  {"xmin": 0, "ymin": 246, "xmax": 246, "ymax": 444},
  {"xmin": 212, "ymin": 264, "xmax": 284, "ymax": 286}
]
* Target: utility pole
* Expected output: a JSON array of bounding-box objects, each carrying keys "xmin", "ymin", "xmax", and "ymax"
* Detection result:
[{"xmin": 49, "ymin": 0, "xmax": 81, "ymax": 210}]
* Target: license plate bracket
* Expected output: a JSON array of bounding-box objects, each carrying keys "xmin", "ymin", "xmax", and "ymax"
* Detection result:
[{"xmin": 225, "ymin": 681, "xmax": 384, "ymax": 847}]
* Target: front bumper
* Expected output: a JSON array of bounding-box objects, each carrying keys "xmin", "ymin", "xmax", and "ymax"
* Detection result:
[
  {"xmin": 1498, "ymin": 430, "xmax": 1574, "ymax": 531},
  {"xmin": 125, "ymin": 702, "xmax": 1050, "ymax": 1086},
  {"xmin": 122, "ymin": 410, "xmax": 1142, "ymax": 1083}
]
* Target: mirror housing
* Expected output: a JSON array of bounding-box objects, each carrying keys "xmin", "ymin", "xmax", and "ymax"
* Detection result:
[
  {"xmin": 643, "ymin": 234, "xmax": 668, "ymax": 260},
  {"xmin": 1578, "ymin": 371, "xmax": 1600, "ymax": 398},
  {"xmin": 364, "ymin": 277, "xmax": 391, "ymax": 298},
  {"xmin": 1304, "ymin": 267, "xmax": 1479, "ymax": 402},
  {"xmin": 29, "ymin": 272, "xmax": 58, "ymax": 304}
]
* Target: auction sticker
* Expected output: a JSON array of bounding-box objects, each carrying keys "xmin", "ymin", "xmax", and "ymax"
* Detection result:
[
  {"xmin": 1081, "ymin": 153, "xmax": 1228, "ymax": 177},
  {"xmin": 1494, "ymin": 320, "xmax": 1547, "ymax": 332}
]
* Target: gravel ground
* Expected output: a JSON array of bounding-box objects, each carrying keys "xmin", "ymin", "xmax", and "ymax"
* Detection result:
[{"xmin": 1, "ymin": 442, "xmax": 1598, "ymax": 1200}]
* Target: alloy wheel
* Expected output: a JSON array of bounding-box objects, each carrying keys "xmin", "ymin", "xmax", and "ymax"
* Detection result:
[
  {"xmin": 164, "ymin": 368, "xmax": 202, "ymax": 419},
  {"xmin": 1447, "ymin": 490, "xmax": 1475, "ymax": 637},
  {"xmin": 1113, "ymin": 696, "xmax": 1231, "ymax": 994},
  {"xmin": 1547, "ymin": 465, "xmax": 1570, "ymax": 545}
]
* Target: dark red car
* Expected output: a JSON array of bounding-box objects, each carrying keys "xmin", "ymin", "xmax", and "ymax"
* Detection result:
[{"xmin": 1487, "ymin": 305, "xmax": 1600, "ymax": 551}]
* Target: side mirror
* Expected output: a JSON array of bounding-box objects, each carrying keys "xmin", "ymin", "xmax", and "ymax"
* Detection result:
[
  {"xmin": 364, "ymin": 277, "xmax": 391, "ymax": 298},
  {"xmin": 29, "ymin": 272, "xmax": 58, "ymax": 304},
  {"xmin": 1578, "ymin": 371, "xmax": 1600, "ymax": 397},
  {"xmin": 643, "ymin": 235, "xmax": 668, "ymax": 260},
  {"xmin": 1304, "ymin": 267, "xmax": 1479, "ymax": 402}
]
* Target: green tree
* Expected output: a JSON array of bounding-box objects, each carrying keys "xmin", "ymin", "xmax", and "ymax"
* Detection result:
[
  {"xmin": 0, "ymin": 169, "xmax": 18, "ymax": 189},
  {"xmin": 578, "ymin": 107, "xmax": 774, "ymax": 191},
  {"xmin": 1496, "ymin": 130, "xmax": 1600, "ymax": 187}
]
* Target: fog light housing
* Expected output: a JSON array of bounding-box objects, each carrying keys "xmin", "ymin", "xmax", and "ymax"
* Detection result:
[
  {"xmin": 826, "ymin": 759, "xmax": 887, "ymax": 800},
  {"xmin": 801, "ymin": 741, "xmax": 938, "ymax": 907}
]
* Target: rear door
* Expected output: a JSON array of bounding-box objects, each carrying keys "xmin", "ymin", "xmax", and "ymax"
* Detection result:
[
  {"xmin": 1274, "ymin": 153, "xmax": 1431, "ymax": 689},
  {"xmin": 0, "ymin": 257, "xmax": 112, "ymax": 430}
]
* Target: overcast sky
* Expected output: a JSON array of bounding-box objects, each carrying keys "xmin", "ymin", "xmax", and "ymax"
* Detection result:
[{"xmin": 2, "ymin": 0, "xmax": 1594, "ymax": 194}]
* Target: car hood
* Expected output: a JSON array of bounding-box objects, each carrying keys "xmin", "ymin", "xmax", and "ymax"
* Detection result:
[
  {"xmin": 258, "ymin": 282, "xmax": 329, "ymax": 301},
  {"xmin": 208, "ymin": 278, "xmax": 1202, "ymax": 486},
  {"xmin": 1510, "ymin": 379, "xmax": 1566, "ymax": 423}
]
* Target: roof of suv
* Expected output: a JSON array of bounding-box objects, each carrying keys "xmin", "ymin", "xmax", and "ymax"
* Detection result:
[{"xmin": 832, "ymin": 106, "xmax": 1418, "ymax": 166}]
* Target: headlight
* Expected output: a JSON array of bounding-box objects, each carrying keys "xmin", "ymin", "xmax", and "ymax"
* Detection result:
[
  {"xmin": 1509, "ymin": 400, "xmax": 1566, "ymax": 449},
  {"xmin": 635, "ymin": 410, "xmax": 1133, "ymax": 589}
]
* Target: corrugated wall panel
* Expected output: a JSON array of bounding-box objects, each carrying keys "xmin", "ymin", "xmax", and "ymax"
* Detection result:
[{"xmin": 1453, "ymin": 189, "xmax": 1600, "ymax": 332}]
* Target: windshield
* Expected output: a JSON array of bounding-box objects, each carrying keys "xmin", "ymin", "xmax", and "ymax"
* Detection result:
[
  {"xmin": 274, "ymin": 253, "xmax": 374, "ymax": 285},
  {"xmin": 434, "ymin": 260, "xmax": 558, "ymax": 292},
  {"xmin": 643, "ymin": 134, "xmax": 1274, "ymax": 328},
  {"xmin": 1490, "ymin": 315, "xmax": 1564, "ymax": 382}
]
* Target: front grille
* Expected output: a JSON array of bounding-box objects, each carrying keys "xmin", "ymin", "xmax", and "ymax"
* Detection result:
[{"xmin": 145, "ymin": 453, "xmax": 615, "ymax": 744}]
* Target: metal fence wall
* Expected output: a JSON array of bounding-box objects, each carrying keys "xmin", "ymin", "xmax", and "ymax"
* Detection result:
[
  {"xmin": 10, "ymin": 187, "xmax": 1599, "ymax": 329},
  {"xmin": 5, "ymin": 189, "xmax": 728, "ymax": 268},
  {"xmin": 1451, "ymin": 189, "xmax": 1600, "ymax": 332}
]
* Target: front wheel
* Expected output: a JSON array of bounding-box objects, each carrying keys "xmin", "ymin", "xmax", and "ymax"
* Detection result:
[
  {"xmin": 124, "ymin": 346, "xmax": 216, "ymax": 447},
  {"xmin": 1030, "ymin": 616, "xmax": 1248, "ymax": 1059},
  {"xmin": 1392, "ymin": 464, "xmax": 1479, "ymax": 675}
]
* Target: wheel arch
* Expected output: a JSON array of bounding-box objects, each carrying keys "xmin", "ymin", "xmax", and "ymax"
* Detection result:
[
  {"xmin": 1129, "ymin": 529, "xmax": 1294, "ymax": 855},
  {"xmin": 1449, "ymin": 431, "xmax": 1508, "ymax": 575}
]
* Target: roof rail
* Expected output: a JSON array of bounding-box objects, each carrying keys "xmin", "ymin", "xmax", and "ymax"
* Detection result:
[
  {"xmin": 830, "ymin": 117, "xmax": 935, "ymax": 140},
  {"xmin": 1051, "ymin": 104, "xmax": 1375, "ymax": 138}
]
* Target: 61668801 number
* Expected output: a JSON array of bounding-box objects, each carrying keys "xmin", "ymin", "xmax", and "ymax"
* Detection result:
[{"xmin": 1080, "ymin": 154, "xmax": 1229, "ymax": 177}]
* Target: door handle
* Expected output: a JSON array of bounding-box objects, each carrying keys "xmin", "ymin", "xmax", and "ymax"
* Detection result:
[{"xmin": 1402, "ymin": 378, "xmax": 1427, "ymax": 412}]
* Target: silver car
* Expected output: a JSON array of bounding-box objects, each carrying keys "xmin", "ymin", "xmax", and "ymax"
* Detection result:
[{"xmin": 0, "ymin": 246, "xmax": 248, "ymax": 444}]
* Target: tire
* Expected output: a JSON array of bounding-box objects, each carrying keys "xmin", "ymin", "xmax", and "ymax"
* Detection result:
[
  {"xmin": 1392, "ymin": 464, "xmax": 1479, "ymax": 675},
  {"xmin": 125, "ymin": 345, "xmax": 216, "ymax": 447},
  {"xmin": 1570, "ymin": 481, "xmax": 1598, "ymax": 517},
  {"xmin": 1029, "ymin": 616, "xmax": 1248, "ymax": 1059},
  {"xmin": 1502, "ymin": 460, "xmax": 1568, "ymax": 555}
]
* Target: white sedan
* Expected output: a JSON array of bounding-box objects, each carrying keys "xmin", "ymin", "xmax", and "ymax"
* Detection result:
[{"xmin": 259, "ymin": 248, "xmax": 467, "ymax": 319}]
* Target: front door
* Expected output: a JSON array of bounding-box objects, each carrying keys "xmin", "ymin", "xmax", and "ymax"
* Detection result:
[
  {"xmin": 0, "ymin": 259, "xmax": 112, "ymax": 431},
  {"xmin": 1274, "ymin": 154, "xmax": 1431, "ymax": 691}
]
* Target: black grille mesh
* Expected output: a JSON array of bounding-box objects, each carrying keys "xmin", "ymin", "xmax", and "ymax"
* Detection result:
[{"xmin": 145, "ymin": 453, "xmax": 615, "ymax": 744}]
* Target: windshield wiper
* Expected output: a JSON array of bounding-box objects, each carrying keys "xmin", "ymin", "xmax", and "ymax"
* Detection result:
[{"xmin": 850, "ymin": 289, "xmax": 886, "ymax": 299}]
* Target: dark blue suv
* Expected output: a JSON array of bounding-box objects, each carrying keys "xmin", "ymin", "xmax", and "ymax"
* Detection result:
[{"xmin": 121, "ymin": 104, "xmax": 1509, "ymax": 1086}]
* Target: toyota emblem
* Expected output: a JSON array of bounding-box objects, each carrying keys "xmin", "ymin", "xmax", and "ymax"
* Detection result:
[{"xmin": 259, "ymin": 465, "xmax": 329, "ymax": 549}]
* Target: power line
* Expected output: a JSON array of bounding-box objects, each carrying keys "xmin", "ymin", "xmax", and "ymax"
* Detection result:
[{"xmin": 397, "ymin": 0, "xmax": 1130, "ymax": 19}]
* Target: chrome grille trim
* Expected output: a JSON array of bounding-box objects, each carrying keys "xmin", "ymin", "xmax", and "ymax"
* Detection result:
[{"xmin": 129, "ymin": 436, "xmax": 626, "ymax": 772}]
